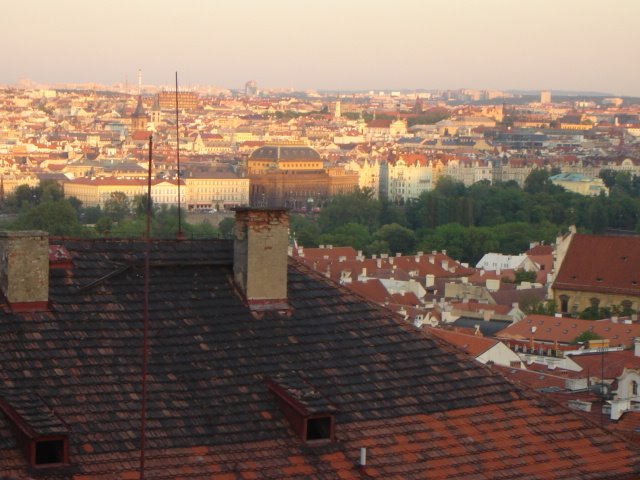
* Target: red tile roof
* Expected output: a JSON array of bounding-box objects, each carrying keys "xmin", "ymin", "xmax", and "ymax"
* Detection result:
[
  {"xmin": 554, "ymin": 234, "xmax": 640, "ymax": 296},
  {"xmin": 496, "ymin": 314, "xmax": 640, "ymax": 347},
  {"xmin": 570, "ymin": 350, "xmax": 640, "ymax": 379},
  {"xmin": 1, "ymin": 237, "xmax": 640, "ymax": 478},
  {"xmin": 427, "ymin": 327, "xmax": 499, "ymax": 357}
]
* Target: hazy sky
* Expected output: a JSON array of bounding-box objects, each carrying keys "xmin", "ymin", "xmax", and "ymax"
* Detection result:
[{"xmin": 4, "ymin": 0, "xmax": 640, "ymax": 95}]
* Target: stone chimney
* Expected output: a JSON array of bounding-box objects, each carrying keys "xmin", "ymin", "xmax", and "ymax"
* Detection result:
[
  {"xmin": 0, "ymin": 231, "xmax": 49, "ymax": 311},
  {"xmin": 233, "ymin": 208, "xmax": 289, "ymax": 311}
]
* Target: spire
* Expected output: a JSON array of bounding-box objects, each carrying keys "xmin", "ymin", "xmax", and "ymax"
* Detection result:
[{"xmin": 133, "ymin": 95, "xmax": 146, "ymax": 118}]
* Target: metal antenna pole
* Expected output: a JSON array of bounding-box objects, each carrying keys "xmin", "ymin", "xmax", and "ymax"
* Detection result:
[
  {"xmin": 175, "ymin": 72, "xmax": 183, "ymax": 238},
  {"xmin": 139, "ymin": 134, "xmax": 153, "ymax": 479}
]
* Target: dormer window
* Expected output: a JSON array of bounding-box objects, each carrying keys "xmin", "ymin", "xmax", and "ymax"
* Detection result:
[
  {"xmin": 265, "ymin": 373, "xmax": 336, "ymax": 443},
  {"xmin": 0, "ymin": 393, "xmax": 70, "ymax": 469},
  {"xmin": 34, "ymin": 436, "xmax": 68, "ymax": 466}
]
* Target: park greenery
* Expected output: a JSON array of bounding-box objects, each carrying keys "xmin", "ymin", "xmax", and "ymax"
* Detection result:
[
  {"xmin": 293, "ymin": 168, "xmax": 640, "ymax": 265},
  {"xmin": 0, "ymin": 180, "xmax": 219, "ymax": 238},
  {"xmin": 0, "ymin": 168, "xmax": 638, "ymax": 260}
]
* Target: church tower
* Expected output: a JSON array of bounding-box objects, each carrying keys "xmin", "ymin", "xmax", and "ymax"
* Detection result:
[{"xmin": 131, "ymin": 95, "xmax": 148, "ymax": 132}]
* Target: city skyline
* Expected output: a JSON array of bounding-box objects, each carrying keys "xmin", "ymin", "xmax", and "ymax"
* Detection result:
[{"xmin": 3, "ymin": 0, "xmax": 640, "ymax": 96}]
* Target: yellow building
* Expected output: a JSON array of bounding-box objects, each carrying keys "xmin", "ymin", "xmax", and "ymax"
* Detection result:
[
  {"xmin": 185, "ymin": 172, "xmax": 249, "ymax": 211},
  {"xmin": 64, "ymin": 178, "xmax": 186, "ymax": 208}
]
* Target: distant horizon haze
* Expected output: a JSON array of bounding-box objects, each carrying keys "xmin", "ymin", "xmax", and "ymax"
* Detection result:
[{"xmin": 3, "ymin": 0, "xmax": 639, "ymax": 96}]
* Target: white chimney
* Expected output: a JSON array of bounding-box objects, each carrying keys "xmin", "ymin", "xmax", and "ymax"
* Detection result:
[{"xmin": 634, "ymin": 338, "xmax": 640, "ymax": 357}]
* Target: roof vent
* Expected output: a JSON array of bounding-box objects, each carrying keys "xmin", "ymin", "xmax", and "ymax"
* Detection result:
[{"xmin": 265, "ymin": 373, "xmax": 336, "ymax": 443}]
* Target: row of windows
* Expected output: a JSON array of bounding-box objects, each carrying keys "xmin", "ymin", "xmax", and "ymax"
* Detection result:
[{"xmin": 195, "ymin": 188, "xmax": 243, "ymax": 193}]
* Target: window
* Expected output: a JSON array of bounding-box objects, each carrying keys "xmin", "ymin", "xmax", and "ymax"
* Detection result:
[
  {"xmin": 633, "ymin": 381, "xmax": 638, "ymax": 397},
  {"xmin": 306, "ymin": 416, "xmax": 333, "ymax": 441},
  {"xmin": 560, "ymin": 295, "xmax": 569, "ymax": 313},
  {"xmin": 35, "ymin": 439, "xmax": 65, "ymax": 465}
]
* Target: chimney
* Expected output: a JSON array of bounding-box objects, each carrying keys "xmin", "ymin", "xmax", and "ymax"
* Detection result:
[
  {"xmin": 233, "ymin": 208, "xmax": 289, "ymax": 311},
  {"xmin": 634, "ymin": 338, "xmax": 640, "ymax": 357},
  {"xmin": 426, "ymin": 274, "xmax": 435, "ymax": 288},
  {"xmin": 0, "ymin": 231, "xmax": 49, "ymax": 311}
]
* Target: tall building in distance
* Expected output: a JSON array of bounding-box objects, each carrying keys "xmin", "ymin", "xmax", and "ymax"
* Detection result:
[
  {"xmin": 540, "ymin": 90, "xmax": 552, "ymax": 104},
  {"xmin": 157, "ymin": 91, "xmax": 199, "ymax": 111},
  {"xmin": 245, "ymin": 80, "xmax": 258, "ymax": 97}
]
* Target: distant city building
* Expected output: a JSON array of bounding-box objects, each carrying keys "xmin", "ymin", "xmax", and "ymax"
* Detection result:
[
  {"xmin": 245, "ymin": 80, "xmax": 258, "ymax": 97},
  {"xmin": 64, "ymin": 178, "xmax": 186, "ymax": 208},
  {"xmin": 248, "ymin": 145, "xmax": 358, "ymax": 209},
  {"xmin": 540, "ymin": 90, "xmax": 552, "ymax": 104},
  {"xmin": 549, "ymin": 172, "xmax": 608, "ymax": 196},
  {"xmin": 130, "ymin": 95, "xmax": 148, "ymax": 133},
  {"xmin": 185, "ymin": 171, "xmax": 249, "ymax": 211},
  {"xmin": 157, "ymin": 91, "xmax": 199, "ymax": 110}
]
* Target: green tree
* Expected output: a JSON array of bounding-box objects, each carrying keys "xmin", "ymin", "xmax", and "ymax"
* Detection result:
[
  {"xmin": 514, "ymin": 269, "xmax": 537, "ymax": 284},
  {"xmin": 418, "ymin": 223, "xmax": 468, "ymax": 262},
  {"xmin": 525, "ymin": 300, "xmax": 558, "ymax": 316},
  {"xmin": 95, "ymin": 216, "xmax": 114, "ymax": 236},
  {"xmin": 570, "ymin": 330, "xmax": 604, "ymax": 345},
  {"xmin": 587, "ymin": 196, "xmax": 608, "ymax": 234},
  {"xmin": 374, "ymin": 223, "xmax": 417, "ymax": 255},
  {"xmin": 365, "ymin": 239, "xmax": 390, "ymax": 256},
  {"xmin": 81, "ymin": 206, "xmax": 103, "ymax": 224},
  {"xmin": 132, "ymin": 194, "xmax": 152, "ymax": 217},
  {"xmin": 15, "ymin": 200, "xmax": 83, "ymax": 236},
  {"xmin": 579, "ymin": 306, "xmax": 611, "ymax": 320},
  {"xmin": 218, "ymin": 217, "xmax": 235, "ymax": 237},
  {"xmin": 39, "ymin": 179, "xmax": 65, "ymax": 203},
  {"xmin": 321, "ymin": 223, "xmax": 371, "ymax": 251},
  {"xmin": 103, "ymin": 192, "xmax": 130, "ymax": 222},
  {"xmin": 318, "ymin": 190, "xmax": 381, "ymax": 233}
]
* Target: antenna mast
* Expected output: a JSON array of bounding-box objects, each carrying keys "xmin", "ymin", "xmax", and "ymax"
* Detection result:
[
  {"xmin": 175, "ymin": 72, "xmax": 183, "ymax": 238},
  {"xmin": 139, "ymin": 134, "xmax": 153, "ymax": 479}
]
